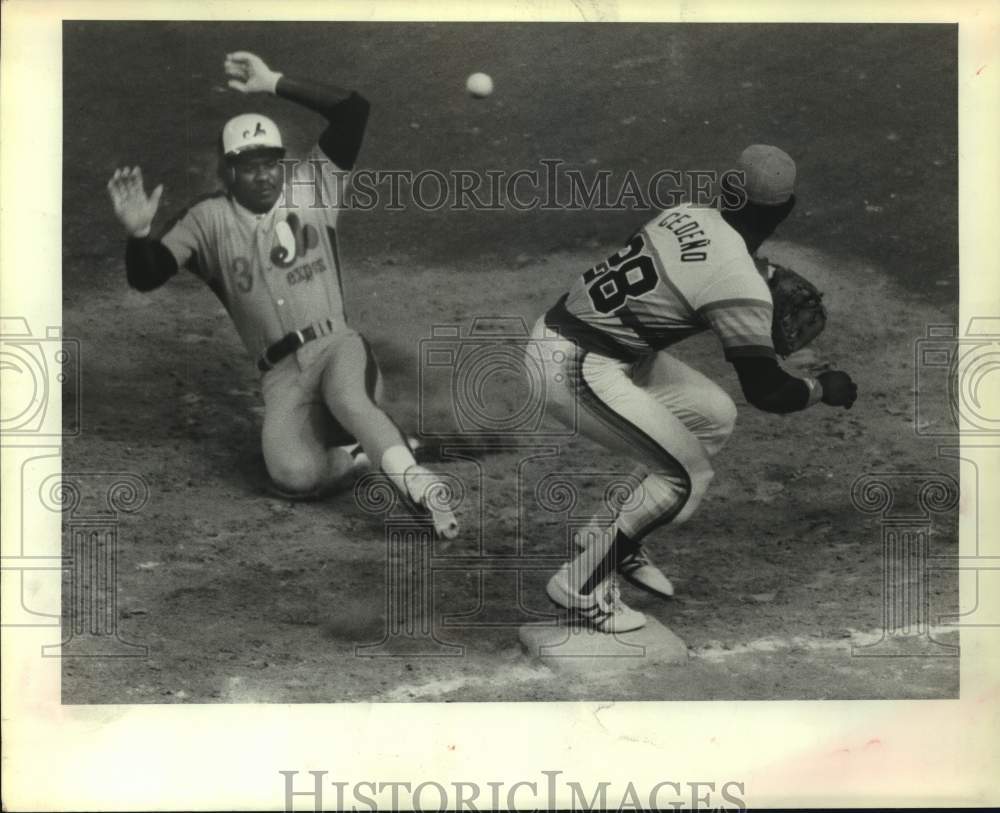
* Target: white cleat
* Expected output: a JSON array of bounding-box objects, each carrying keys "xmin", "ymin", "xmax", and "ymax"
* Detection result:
[
  {"xmin": 403, "ymin": 464, "xmax": 459, "ymax": 540},
  {"xmin": 619, "ymin": 546, "xmax": 675, "ymax": 598},
  {"xmin": 546, "ymin": 565, "xmax": 646, "ymax": 633}
]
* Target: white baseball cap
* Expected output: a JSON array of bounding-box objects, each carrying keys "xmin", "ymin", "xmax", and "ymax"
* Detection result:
[
  {"xmin": 221, "ymin": 113, "xmax": 284, "ymax": 157},
  {"xmin": 737, "ymin": 144, "xmax": 796, "ymax": 205}
]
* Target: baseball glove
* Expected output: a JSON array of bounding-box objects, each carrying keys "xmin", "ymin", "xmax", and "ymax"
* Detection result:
[{"xmin": 756, "ymin": 257, "xmax": 827, "ymax": 357}]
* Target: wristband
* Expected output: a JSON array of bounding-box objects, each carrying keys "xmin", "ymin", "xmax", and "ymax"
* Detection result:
[
  {"xmin": 266, "ymin": 71, "xmax": 284, "ymax": 95},
  {"xmin": 803, "ymin": 377, "xmax": 823, "ymax": 406}
]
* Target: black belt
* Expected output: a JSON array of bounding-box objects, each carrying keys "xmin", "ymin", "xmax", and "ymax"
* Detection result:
[
  {"xmin": 544, "ymin": 295, "xmax": 644, "ymax": 364},
  {"xmin": 257, "ymin": 320, "xmax": 334, "ymax": 372}
]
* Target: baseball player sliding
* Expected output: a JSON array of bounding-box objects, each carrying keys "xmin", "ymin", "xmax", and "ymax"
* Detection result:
[
  {"xmin": 106, "ymin": 51, "xmax": 458, "ymax": 539},
  {"xmin": 527, "ymin": 145, "xmax": 857, "ymax": 632}
]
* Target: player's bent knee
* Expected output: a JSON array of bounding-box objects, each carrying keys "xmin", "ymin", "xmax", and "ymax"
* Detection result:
[
  {"xmin": 693, "ymin": 389, "xmax": 737, "ymax": 456},
  {"xmin": 694, "ymin": 385, "xmax": 736, "ymax": 433},
  {"xmin": 672, "ymin": 466, "xmax": 714, "ymax": 524},
  {"xmin": 715, "ymin": 394, "xmax": 738, "ymax": 437},
  {"xmin": 266, "ymin": 460, "xmax": 326, "ymax": 497}
]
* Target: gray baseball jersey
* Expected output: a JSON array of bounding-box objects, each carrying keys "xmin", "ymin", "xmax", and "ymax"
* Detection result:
[{"xmin": 161, "ymin": 144, "xmax": 348, "ymax": 363}]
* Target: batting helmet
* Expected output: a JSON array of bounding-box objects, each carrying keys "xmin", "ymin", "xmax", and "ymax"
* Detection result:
[{"xmin": 220, "ymin": 113, "xmax": 285, "ymax": 158}]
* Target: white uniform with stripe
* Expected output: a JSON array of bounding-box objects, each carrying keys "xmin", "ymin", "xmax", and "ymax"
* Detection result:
[{"xmin": 529, "ymin": 203, "xmax": 774, "ymax": 540}]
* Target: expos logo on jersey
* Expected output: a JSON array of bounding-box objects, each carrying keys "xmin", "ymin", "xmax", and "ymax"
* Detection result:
[{"xmin": 271, "ymin": 213, "xmax": 318, "ymax": 268}]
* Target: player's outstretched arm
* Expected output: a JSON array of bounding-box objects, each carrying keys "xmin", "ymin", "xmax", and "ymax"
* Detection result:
[
  {"xmin": 224, "ymin": 50, "xmax": 370, "ymax": 170},
  {"xmin": 107, "ymin": 166, "xmax": 179, "ymax": 292},
  {"xmin": 731, "ymin": 356, "xmax": 857, "ymax": 413}
]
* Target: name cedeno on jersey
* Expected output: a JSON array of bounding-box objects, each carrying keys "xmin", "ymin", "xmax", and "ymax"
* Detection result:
[{"xmin": 657, "ymin": 210, "xmax": 710, "ymax": 262}]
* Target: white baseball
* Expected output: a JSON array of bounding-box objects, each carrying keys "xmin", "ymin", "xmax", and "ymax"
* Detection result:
[{"xmin": 466, "ymin": 72, "xmax": 494, "ymax": 99}]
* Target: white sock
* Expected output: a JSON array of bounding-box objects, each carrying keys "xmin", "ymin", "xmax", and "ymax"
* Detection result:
[{"xmin": 381, "ymin": 443, "xmax": 419, "ymax": 502}]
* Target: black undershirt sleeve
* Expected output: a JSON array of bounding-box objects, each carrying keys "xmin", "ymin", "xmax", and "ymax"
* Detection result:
[
  {"xmin": 125, "ymin": 237, "xmax": 179, "ymax": 292},
  {"xmin": 731, "ymin": 355, "xmax": 811, "ymax": 414},
  {"xmin": 275, "ymin": 76, "xmax": 370, "ymax": 170}
]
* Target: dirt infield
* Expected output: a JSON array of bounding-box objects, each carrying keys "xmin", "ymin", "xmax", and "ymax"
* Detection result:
[{"xmin": 62, "ymin": 23, "xmax": 959, "ymax": 702}]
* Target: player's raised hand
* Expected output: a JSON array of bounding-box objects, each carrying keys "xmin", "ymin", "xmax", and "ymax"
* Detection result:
[
  {"xmin": 106, "ymin": 166, "xmax": 163, "ymax": 238},
  {"xmin": 224, "ymin": 51, "xmax": 282, "ymax": 94}
]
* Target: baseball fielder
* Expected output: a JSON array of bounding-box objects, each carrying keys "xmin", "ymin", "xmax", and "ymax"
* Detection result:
[
  {"xmin": 526, "ymin": 145, "xmax": 857, "ymax": 631},
  {"xmin": 107, "ymin": 51, "xmax": 458, "ymax": 538}
]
